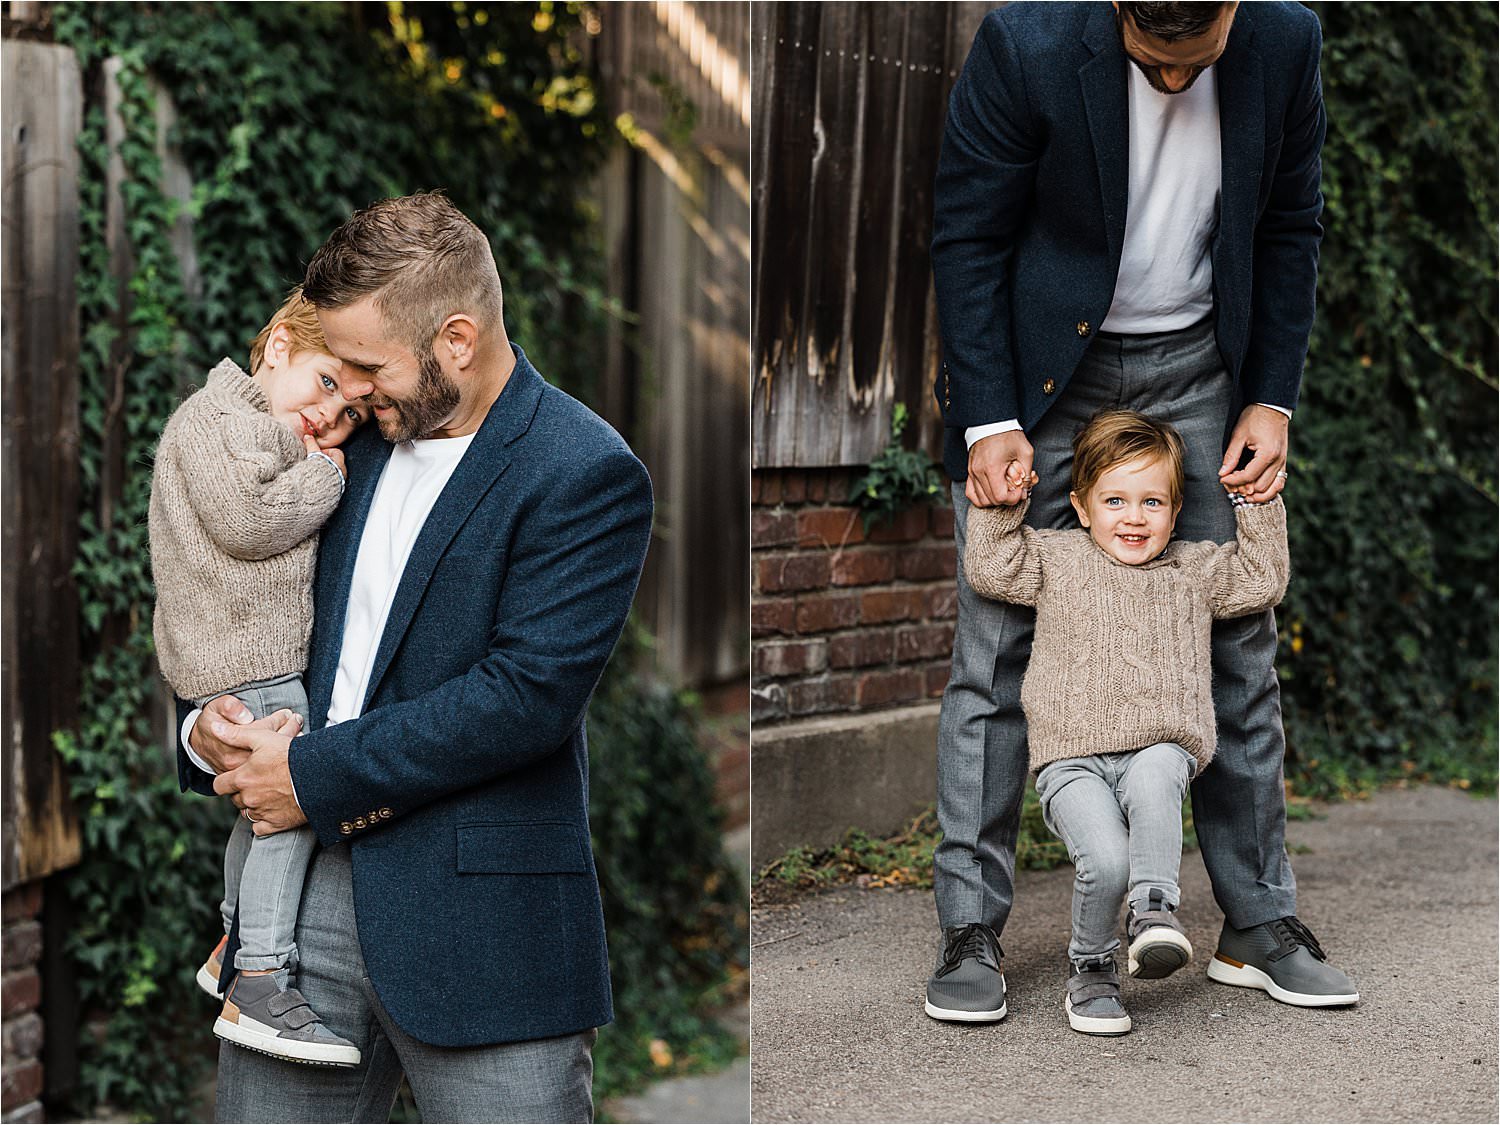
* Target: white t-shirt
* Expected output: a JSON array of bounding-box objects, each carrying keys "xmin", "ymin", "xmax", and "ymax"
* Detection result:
[{"xmin": 1100, "ymin": 62, "xmax": 1221, "ymax": 333}]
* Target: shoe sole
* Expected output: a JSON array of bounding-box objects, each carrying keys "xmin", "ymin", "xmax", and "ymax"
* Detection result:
[
  {"xmin": 923, "ymin": 997, "xmax": 1007, "ymax": 1022},
  {"xmin": 1064, "ymin": 995, "xmax": 1131, "ymax": 1035},
  {"xmin": 1127, "ymin": 929, "xmax": 1193, "ymax": 979},
  {"xmin": 196, "ymin": 962, "xmax": 222, "ymax": 999},
  {"xmin": 1206, "ymin": 954, "xmax": 1360, "ymax": 1007},
  {"xmin": 214, "ymin": 1016, "xmax": 362, "ymax": 1067}
]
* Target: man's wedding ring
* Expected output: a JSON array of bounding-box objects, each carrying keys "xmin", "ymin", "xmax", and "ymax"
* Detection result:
[
  {"xmin": 1276, "ymin": 470, "xmax": 1289, "ymax": 480},
  {"xmin": 243, "ymin": 809, "xmax": 255, "ymax": 823}
]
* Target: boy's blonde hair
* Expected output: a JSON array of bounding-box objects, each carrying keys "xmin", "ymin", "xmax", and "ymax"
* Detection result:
[
  {"xmin": 1070, "ymin": 410, "xmax": 1187, "ymax": 506},
  {"xmin": 247, "ymin": 286, "xmax": 328, "ymax": 375}
]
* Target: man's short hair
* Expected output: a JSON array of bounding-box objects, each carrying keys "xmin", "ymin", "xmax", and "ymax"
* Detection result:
[
  {"xmin": 1117, "ymin": 2, "xmax": 1229, "ymax": 42},
  {"xmin": 1071, "ymin": 409, "xmax": 1187, "ymax": 506},
  {"xmin": 247, "ymin": 286, "xmax": 328, "ymax": 375},
  {"xmin": 302, "ymin": 191, "xmax": 504, "ymax": 354}
]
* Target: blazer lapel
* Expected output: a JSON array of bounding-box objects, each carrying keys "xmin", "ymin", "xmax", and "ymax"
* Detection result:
[
  {"xmin": 308, "ymin": 426, "xmax": 391, "ymax": 728},
  {"xmin": 359, "ymin": 344, "xmax": 547, "ymax": 711},
  {"xmin": 1213, "ymin": 16, "xmax": 1265, "ymax": 260},
  {"xmin": 1079, "ymin": 4, "xmax": 1129, "ymax": 268}
]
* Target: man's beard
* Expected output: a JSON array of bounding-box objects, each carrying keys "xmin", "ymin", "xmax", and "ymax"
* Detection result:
[
  {"xmin": 1130, "ymin": 55, "xmax": 1206, "ymax": 95},
  {"xmin": 371, "ymin": 346, "xmax": 462, "ymax": 443}
]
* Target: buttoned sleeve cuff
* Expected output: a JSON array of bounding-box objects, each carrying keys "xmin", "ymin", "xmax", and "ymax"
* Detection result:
[{"xmin": 964, "ymin": 419, "xmax": 1023, "ymax": 448}]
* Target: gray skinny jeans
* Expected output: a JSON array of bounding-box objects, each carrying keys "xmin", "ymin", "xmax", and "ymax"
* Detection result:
[
  {"xmin": 201, "ymin": 673, "xmax": 317, "ymax": 973},
  {"xmin": 1036, "ymin": 743, "xmax": 1197, "ymax": 961}
]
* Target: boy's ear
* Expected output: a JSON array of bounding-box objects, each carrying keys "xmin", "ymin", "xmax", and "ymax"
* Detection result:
[
  {"xmin": 263, "ymin": 323, "xmax": 294, "ymax": 369},
  {"xmin": 1069, "ymin": 490, "xmax": 1090, "ymax": 528}
]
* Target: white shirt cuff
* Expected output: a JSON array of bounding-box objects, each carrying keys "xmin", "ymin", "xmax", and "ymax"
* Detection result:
[
  {"xmin": 964, "ymin": 420, "xmax": 1023, "ymax": 448},
  {"xmin": 1258, "ymin": 402, "xmax": 1293, "ymax": 419},
  {"xmin": 182, "ymin": 708, "xmax": 215, "ymax": 775}
]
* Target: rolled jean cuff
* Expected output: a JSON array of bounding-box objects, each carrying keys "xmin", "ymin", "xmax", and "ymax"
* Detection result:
[{"xmin": 233, "ymin": 945, "xmax": 297, "ymax": 973}]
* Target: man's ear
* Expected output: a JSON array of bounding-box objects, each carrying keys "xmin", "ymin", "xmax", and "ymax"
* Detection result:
[
  {"xmin": 263, "ymin": 323, "xmax": 294, "ymax": 369},
  {"xmin": 437, "ymin": 314, "xmax": 480, "ymax": 371},
  {"xmin": 1069, "ymin": 490, "xmax": 1090, "ymax": 528}
]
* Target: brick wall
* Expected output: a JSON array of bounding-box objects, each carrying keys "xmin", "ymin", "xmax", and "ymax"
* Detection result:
[
  {"xmin": 2, "ymin": 883, "xmax": 44, "ymax": 1125},
  {"xmin": 752, "ymin": 468, "xmax": 956, "ymax": 724}
]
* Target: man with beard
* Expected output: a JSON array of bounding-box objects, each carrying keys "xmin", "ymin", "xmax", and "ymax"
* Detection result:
[
  {"xmin": 926, "ymin": 1, "xmax": 1359, "ymax": 1023},
  {"xmin": 177, "ymin": 192, "xmax": 653, "ymax": 1121}
]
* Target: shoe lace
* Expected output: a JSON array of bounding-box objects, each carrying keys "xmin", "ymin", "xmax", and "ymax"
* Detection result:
[
  {"xmin": 938, "ymin": 923, "xmax": 1001, "ymax": 977},
  {"xmin": 1270, "ymin": 916, "xmax": 1326, "ymax": 962}
]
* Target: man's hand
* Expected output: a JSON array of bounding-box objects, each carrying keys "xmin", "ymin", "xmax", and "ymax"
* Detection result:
[
  {"xmin": 967, "ymin": 430, "xmax": 1037, "ymax": 508},
  {"xmin": 1220, "ymin": 405, "xmax": 1291, "ymax": 503},
  {"xmin": 211, "ymin": 722, "xmax": 307, "ymax": 837},
  {"xmin": 188, "ymin": 695, "xmax": 302, "ymax": 774}
]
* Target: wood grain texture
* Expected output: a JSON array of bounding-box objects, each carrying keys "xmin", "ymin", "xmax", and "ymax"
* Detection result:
[{"xmin": 2, "ymin": 40, "xmax": 84, "ymax": 890}]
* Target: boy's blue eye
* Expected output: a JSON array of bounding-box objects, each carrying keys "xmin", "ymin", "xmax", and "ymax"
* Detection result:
[
  {"xmin": 1105, "ymin": 497, "xmax": 1123, "ymax": 507},
  {"xmin": 345, "ymin": 406, "xmax": 361, "ymax": 424},
  {"xmin": 321, "ymin": 374, "xmax": 337, "ymax": 391},
  {"xmin": 1145, "ymin": 498, "xmax": 1160, "ymax": 507}
]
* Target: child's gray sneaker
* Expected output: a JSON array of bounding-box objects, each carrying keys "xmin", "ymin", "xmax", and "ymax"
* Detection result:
[
  {"xmin": 1126, "ymin": 889, "xmax": 1193, "ymax": 979},
  {"xmin": 924, "ymin": 923, "xmax": 1007, "ymax": 1022},
  {"xmin": 1207, "ymin": 916, "xmax": 1359, "ymax": 1007},
  {"xmin": 214, "ymin": 969, "xmax": 361, "ymax": 1067},
  {"xmin": 1065, "ymin": 955, "xmax": 1131, "ymax": 1035},
  {"xmin": 196, "ymin": 934, "xmax": 228, "ymax": 998}
]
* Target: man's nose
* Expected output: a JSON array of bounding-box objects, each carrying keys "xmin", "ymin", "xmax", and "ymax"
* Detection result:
[{"xmin": 341, "ymin": 370, "xmax": 374, "ymax": 400}]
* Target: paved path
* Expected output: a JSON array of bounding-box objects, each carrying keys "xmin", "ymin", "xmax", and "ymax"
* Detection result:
[{"xmin": 751, "ymin": 786, "xmax": 1499, "ymax": 1124}]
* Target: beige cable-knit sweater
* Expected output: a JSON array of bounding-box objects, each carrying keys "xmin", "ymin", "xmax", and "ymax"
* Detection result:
[
  {"xmin": 963, "ymin": 497, "xmax": 1289, "ymax": 773},
  {"xmin": 148, "ymin": 359, "xmax": 345, "ymax": 700}
]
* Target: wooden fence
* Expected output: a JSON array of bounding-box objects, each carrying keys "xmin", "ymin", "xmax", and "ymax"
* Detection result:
[
  {"xmin": 2, "ymin": 39, "xmax": 84, "ymax": 892},
  {"xmin": 596, "ymin": 1, "xmax": 751, "ymax": 690},
  {"xmin": 751, "ymin": 1, "xmax": 992, "ymax": 468}
]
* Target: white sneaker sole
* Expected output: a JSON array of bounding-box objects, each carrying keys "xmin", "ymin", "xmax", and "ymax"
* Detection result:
[
  {"xmin": 214, "ymin": 1015, "xmax": 362, "ymax": 1067},
  {"xmin": 1065, "ymin": 995, "xmax": 1131, "ymax": 1035},
  {"xmin": 924, "ymin": 974, "xmax": 1007, "ymax": 1022},
  {"xmin": 1206, "ymin": 954, "xmax": 1360, "ymax": 1007},
  {"xmin": 196, "ymin": 962, "xmax": 222, "ymax": 998},
  {"xmin": 1127, "ymin": 928, "xmax": 1193, "ymax": 979}
]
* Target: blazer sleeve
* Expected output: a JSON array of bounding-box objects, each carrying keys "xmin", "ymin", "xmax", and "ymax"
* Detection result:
[
  {"xmin": 1239, "ymin": 12, "xmax": 1327, "ymax": 411},
  {"xmin": 174, "ymin": 696, "xmax": 217, "ymax": 797},
  {"xmin": 962, "ymin": 498, "xmax": 1045, "ymax": 607},
  {"xmin": 287, "ymin": 446, "xmax": 654, "ymax": 846},
  {"xmin": 1207, "ymin": 498, "xmax": 1291, "ymax": 619},
  {"xmin": 930, "ymin": 10, "xmax": 1043, "ymax": 431}
]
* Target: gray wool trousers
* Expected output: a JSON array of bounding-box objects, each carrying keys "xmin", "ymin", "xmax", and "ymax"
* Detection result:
[{"xmin": 933, "ymin": 316, "xmax": 1297, "ymax": 935}]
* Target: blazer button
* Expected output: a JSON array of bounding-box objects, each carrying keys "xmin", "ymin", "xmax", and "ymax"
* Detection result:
[
  {"xmin": 340, "ymin": 822, "xmax": 353, "ymax": 836},
  {"xmin": 1043, "ymin": 379, "xmax": 1057, "ymax": 395},
  {"xmin": 379, "ymin": 808, "xmax": 392, "ymax": 819},
  {"xmin": 354, "ymin": 816, "xmax": 367, "ymax": 830},
  {"xmin": 1076, "ymin": 320, "xmax": 1091, "ymax": 337}
]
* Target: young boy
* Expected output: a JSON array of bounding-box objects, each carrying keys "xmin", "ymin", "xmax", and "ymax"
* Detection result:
[
  {"xmin": 148, "ymin": 287, "xmax": 368, "ymax": 1066},
  {"xmin": 962, "ymin": 410, "xmax": 1290, "ymax": 1036}
]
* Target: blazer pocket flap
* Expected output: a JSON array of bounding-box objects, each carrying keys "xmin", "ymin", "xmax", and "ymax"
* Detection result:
[{"xmin": 456, "ymin": 822, "xmax": 589, "ymax": 874}]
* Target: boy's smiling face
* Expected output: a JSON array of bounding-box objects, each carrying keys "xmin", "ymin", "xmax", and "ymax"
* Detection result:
[
  {"xmin": 1070, "ymin": 455, "xmax": 1181, "ymax": 565},
  {"xmin": 256, "ymin": 324, "xmax": 369, "ymax": 449}
]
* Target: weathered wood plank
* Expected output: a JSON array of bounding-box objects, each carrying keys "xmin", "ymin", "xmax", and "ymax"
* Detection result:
[{"xmin": 1, "ymin": 40, "xmax": 84, "ymax": 891}]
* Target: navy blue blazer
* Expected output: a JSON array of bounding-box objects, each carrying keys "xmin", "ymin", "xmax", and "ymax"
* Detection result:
[
  {"xmin": 931, "ymin": 1, "xmax": 1326, "ymax": 480},
  {"xmin": 179, "ymin": 344, "xmax": 653, "ymax": 1047}
]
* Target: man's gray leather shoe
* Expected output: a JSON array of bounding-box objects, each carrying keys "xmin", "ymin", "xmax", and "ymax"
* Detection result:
[
  {"xmin": 1065, "ymin": 955, "xmax": 1131, "ymax": 1036},
  {"xmin": 214, "ymin": 969, "xmax": 362, "ymax": 1066},
  {"xmin": 924, "ymin": 923, "xmax": 1007, "ymax": 1022},
  {"xmin": 1207, "ymin": 916, "xmax": 1359, "ymax": 1007}
]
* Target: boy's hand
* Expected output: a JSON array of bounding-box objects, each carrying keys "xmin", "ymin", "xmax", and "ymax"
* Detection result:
[
  {"xmin": 967, "ymin": 431, "xmax": 1036, "ymax": 508},
  {"xmin": 303, "ymin": 433, "xmax": 346, "ymax": 476}
]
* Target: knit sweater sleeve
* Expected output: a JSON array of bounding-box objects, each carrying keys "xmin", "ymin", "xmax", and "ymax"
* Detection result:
[
  {"xmin": 173, "ymin": 401, "xmax": 345, "ymax": 562},
  {"xmin": 962, "ymin": 498, "xmax": 1045, "ymax": 607},
  {"xmin": 1206, "ymin": 496, "xmax": 1291, "ymax": 619}
]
